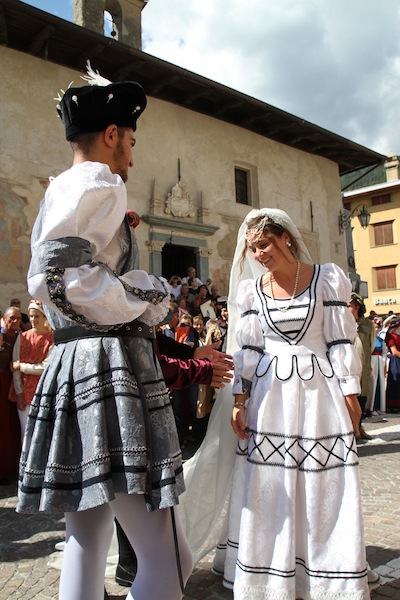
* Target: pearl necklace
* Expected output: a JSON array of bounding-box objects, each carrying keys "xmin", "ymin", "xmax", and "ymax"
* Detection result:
[{"xmin": 269, "ymin": 260, "xmax": 301, "ymax": 312}]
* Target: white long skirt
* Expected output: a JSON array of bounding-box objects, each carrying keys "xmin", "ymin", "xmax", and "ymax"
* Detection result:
[{"xmin": 216, "ymin": 369, "xmax": 370, "ymax": 600}]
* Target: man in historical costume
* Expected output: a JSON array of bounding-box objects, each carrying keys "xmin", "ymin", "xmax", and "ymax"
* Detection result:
[{"xmin": 17, "ymin": 64, "xmax": 193, "ymax": 600}]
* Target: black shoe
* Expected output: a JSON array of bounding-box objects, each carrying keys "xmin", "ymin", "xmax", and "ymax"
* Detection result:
[
  {"xmin": 115, "ymin": 561, "xmax": 137, "ymax": 587},
  {"xmin": 359, "ymin": 425, "xmax": 373, "ymax": 440}
]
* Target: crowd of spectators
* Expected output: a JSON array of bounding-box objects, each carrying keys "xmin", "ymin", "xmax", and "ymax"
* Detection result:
[
  {"xmin": 0, "ymin": 298, "xmax": 53, "ymax": 484},
  {"xmin": 162, "ymin": 267, "xmax": 229, "ymax": 447},
  {"xmin": 350, "ymin": 299, "xmax": 400, "ymax": 442},
  {"xmin": 168, "ymin": 266, "xmax": 227, "ymax": 319}
]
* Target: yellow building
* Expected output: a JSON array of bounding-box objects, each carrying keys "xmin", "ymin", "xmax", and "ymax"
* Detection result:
[{"xmin": 343, "ymin": 156, "xmax": 400, "ymax": 317}]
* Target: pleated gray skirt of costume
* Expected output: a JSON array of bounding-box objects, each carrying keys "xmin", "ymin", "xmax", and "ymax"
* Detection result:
[{"xmin": 17, "ymin": 334, "xmax": 184, "ymax": 514}]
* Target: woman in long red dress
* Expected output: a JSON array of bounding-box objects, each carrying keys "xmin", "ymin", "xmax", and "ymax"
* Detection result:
[
  {"xmin": 11, "ymin": 300, "xmax": 53, "ymax": 437},
  {"xmin": 385, "ymin": 320, "xmax": 400, "ymax": 412}
]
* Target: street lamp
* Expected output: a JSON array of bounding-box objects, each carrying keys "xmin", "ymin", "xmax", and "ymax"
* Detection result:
[{"xmin": 338, "ymin": 204, "xmax": 371, "ymax": 234}]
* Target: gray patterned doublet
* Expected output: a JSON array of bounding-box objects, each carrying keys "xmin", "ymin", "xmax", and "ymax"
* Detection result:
[
  {"xmin": 18, "ymin": 334, "xmax": 183, "ymax": 513},
  {"xmin": 18, "ymin": 211, "xmax": 183, "ymax": 514}
]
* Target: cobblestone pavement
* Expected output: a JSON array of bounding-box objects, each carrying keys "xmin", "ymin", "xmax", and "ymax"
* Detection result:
[{"xmin": 0, "ymin": 415, "xmax": 399, "ymax": 599}]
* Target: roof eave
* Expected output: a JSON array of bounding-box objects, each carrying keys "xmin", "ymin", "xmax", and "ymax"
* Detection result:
[{"xmin": 0, "ymin": 0, "xmax": 388, "ymax": 173}]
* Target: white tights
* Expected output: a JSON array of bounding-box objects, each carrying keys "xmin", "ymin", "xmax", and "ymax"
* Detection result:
[{"xmin": 59, "ymin": 494, "xmax": 193, "ymax": 600}]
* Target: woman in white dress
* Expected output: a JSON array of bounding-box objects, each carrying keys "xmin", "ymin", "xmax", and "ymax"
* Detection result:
[
  {"xmin": 181, "ymin": 208, "xmax": 370, "ymax": 600},
  {"xmin": 227, "ymin": 208, "xmax": 370, "ymax": 600}
]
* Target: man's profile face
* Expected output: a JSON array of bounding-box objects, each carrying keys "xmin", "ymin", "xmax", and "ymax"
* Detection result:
[
  {"xmin": 348, "ymin": 302, "xmax": 359, "ymax": 321},
  {"xmin": 113, "ymin": 128, "xmax": 136, "ymax": 183}
]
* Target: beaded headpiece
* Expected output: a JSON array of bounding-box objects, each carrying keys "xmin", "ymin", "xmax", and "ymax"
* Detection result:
[
  {"xmin": 243, "ymin": 208, "xmax": 312, "ymax": 264},
  {"xmin": 245, "ymin": 215, "xmax": 281, "ymax": 242}
]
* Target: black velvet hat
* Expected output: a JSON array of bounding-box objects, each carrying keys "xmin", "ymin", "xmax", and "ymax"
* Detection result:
[{"xmin": 56, "ymin": 63, "xmax": 147, "ymax": 141}]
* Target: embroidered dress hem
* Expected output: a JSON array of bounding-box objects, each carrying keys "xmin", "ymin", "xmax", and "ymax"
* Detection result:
[{"xmin": 233, "ymin": 584, "xmax": 370, "ymax": 600}]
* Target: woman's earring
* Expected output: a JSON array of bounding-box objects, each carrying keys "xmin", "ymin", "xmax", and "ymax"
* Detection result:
[{"xmin": 286, "ymin": 241, "xmax": 292, "ymax": 247}]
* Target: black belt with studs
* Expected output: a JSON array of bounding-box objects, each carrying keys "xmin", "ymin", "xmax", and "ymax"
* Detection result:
[{"xmin": 53, "ymin": 320, "xmax": 156, "ymax": 344}]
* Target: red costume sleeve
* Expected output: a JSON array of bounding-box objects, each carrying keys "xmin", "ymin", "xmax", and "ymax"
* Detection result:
[
  {"xmin": 156, "ymin": 333, "xmax": 195, "ymax": 359},
  {"xmin": 155, "ymin": 334, "xmax": 213, "ymax": 388}
]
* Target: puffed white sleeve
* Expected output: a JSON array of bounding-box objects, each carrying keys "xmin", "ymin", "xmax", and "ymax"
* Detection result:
[
  {"xmin": 322, "ymin": 263, "xmax": 362, "ymax": 396},
  {"xmin": 232, "ymin": 279, "xmax": 265, "ymax": 394},
  {"xmin": 28, "ymin": 167, "xmax": 170, "ymax": 328}
]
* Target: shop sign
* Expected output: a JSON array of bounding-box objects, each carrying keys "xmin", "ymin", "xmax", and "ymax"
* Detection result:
[{"xmin": 373, "ymin": 297, "xmax": 398, "ymax": 306}]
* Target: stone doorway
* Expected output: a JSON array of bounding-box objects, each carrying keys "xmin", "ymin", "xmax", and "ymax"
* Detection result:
[{"xmin": 161, "ymin": 243, "xmax": 197, "ymax": 281}]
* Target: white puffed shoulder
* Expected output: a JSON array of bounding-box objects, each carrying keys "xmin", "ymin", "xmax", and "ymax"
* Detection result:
[
  {"xmin": 28, "ymin": 161, "xmax": 169, "ymax": 328},
  {"xmin": 321, "ymin": 262, "xmax": 352, "ymax": 303},
  {"xmin": 321, "ymin": 263, "xmax": 361, "ymax": 396},
  {"xmin": 52, "ymin": 161, "xmax": 124, "ymax": 193},
  {"xmin": 237, "ymin": 279, "xmax": 256, "ymax": 313},
  {"xmin": 37, "ymin": 161, "xmax": 127, "ymax": 256},
  {"xmin": 233, "ymin": 278, "xmax": 264, "ymax": 394}
]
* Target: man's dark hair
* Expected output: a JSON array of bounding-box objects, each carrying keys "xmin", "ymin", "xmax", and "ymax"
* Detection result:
[
  {"xmin": 69, "ymin": 127, "xmax": 128, "ymax": 154},
  {"xmin": 69, "ymin": 130, "xmax": 100, "ymax": 154}
]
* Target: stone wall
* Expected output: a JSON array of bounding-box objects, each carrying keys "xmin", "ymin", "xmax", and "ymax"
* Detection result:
[{"xmin": 0, "ymin": 46, "xmax": 346, "ymax": 311}]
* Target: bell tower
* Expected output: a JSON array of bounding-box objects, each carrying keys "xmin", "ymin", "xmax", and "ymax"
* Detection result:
[{"xmin": 74, "ymin": 0, "xmax": 147, "ymax": 49}]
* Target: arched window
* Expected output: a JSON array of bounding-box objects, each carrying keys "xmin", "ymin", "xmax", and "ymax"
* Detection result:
[
  {"xmin": 104, "ymin": 0, "xmax": 122, "ymax": 39},
  {"xmin": 104, "ymin": 10, "xmax": 117, "ymax": 38}
]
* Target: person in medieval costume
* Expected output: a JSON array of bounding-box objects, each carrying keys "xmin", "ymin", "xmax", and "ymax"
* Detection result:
[
  {"xmin": 180, "ymin": 208, "xmax": 370, "ymax": 600},
  {"xmin": 17, "ymin": 62, "xmax": 193, "ymax": 600}
]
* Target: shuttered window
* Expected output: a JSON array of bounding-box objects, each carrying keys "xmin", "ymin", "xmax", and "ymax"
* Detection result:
[
  {"xmin": 376, "ymin": 266, "xmax": 397, "ymax": 290},
  {"xmin": 373, "ymin": 221, "xmax": 394, "ymax": 246},
  {"xmin": 371, "ymin": 194, "xmax": 391, "ymax": 206}
]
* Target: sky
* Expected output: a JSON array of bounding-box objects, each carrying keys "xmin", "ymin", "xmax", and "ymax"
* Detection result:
[{"xmin": 21, "ymin": 0, "xmax": 400, "ymax": 156}]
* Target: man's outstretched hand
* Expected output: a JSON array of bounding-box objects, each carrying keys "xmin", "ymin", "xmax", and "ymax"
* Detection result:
[{"xmin": 194, "ymin": 343, "xmax": 234, "ymax": 388}]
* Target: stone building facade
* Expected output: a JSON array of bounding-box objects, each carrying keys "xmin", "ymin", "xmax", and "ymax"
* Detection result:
[{"xmin": 0, "ymin": 0, "xmax": 385, "ymax": 310}]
